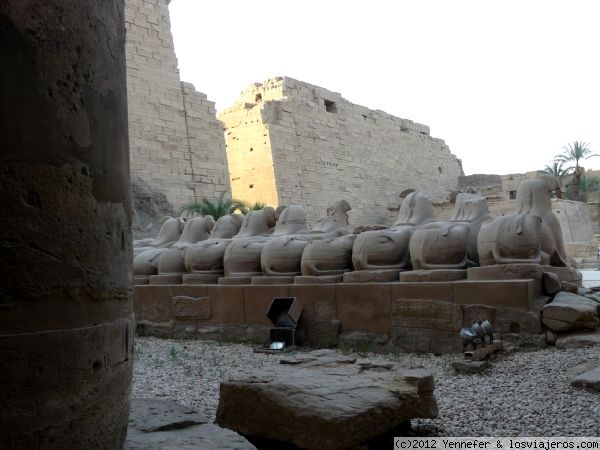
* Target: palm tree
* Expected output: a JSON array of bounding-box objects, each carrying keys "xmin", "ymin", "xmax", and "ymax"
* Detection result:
[
  {"xmin": 567, "ymin": 173, "xmax": 600, "ymax": 202},
  {"xmin": 181, "ymin": 192, "xmax": 248, "ymax": 219},
  {"xmin": 238, "ymin": 201, "xmax": 266, "ymax": 215},
  {"xmin": 542, "ymin": 160, "xmax": 570, "ymax": 183},
  {"xmin": 554, "ymin": 141, "xmax": 599, "ymax": 201}
]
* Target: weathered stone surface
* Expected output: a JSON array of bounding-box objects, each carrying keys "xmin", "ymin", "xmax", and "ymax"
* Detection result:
[
  {"xmin": 0, "ymin": 1, "xmax": 133, "ymax": 447},
  {"xmin": 218, "ymin": 277, "xmax": 252, "ymax": 285},
  {"xmin": 353, "ymin": 192, "xmax": 435, "ymax": 272},
  {"xmin": 135, "ymin": 275, "xmax": 150, "ymax": 285},
  {"xmin": 500, "ymin": 333, "xmax": 547, "ymax": 352},
  {"xmin": 125, "ymin": 399, "xmax": 255, "ymax": 450},
  {"xmin": 125, "ymin": 0, "xmax": 230, "ymax": 212},
  {"xmin": 453, "ymin": 360, "xmax": 490, "ymax": 374},
  {"xmin": 393, "ymin": 299, "xmax": 462, "ymax": 330},
  {"xmin": 172, "ymin": 296, "xmax": 211, "ymax": 321},
  {"xmin": 561, "ymin": 281, "xmax": 579, "ymax": 293},
  {"xmin": 495, "ymin": 308, "xmax": 542, "ymax": 334},
  {"xmin": 131, "ymin": 176, "xmax": 175, "ymax": 240},
  {"xmin": 338, "ymin": 332, "xmax": 391, "ymax": 351},
  {"xmin": 453, "ymin": 279, "xmax": 534, "ymax": 309},
  {"xmin": 477, "ymin": 178, "xmax": 568, "ymax": 267},
  {"xmin": 127, "ymin": 398, "xmax": 208, "ymax": 432},
  {"xmin": 392, "ymin": 328, "xmax": 461, "ymax": 354},
  {"xmin": 571, "ymin": 367, "xmax": 600, "ymax": 392},
  {"xmin": 556, "ymin": 332, "xmax": 600, "ymax": 349},
  {"xmin": 400, "ymin": 269, "xmax": 467, "ymax": 282},
  {"xmin": 543, "ymin": 272, "xmax": 562, "ymax": 295},
  {"xmin": 462, "ymin": 304, "xmax": 495, "ymax": 326},
  {"xmin": 149, "ymin": 274, "xmax": 182, "ymax": 285},
  {"xmin": 304, "ymin": 319, "xmax": 341, "ymax": 348},
  {"xmin": 294, "ymin": 274, "xmax": 343, "ymax": 284},
  {"xmin": 343, "ymin": 269, "xmax": 400, "ymax": 283},
  {"xmin": 410, "ymin": 193, "xmax": 492, "ymax": 270},
  {"xmin": 216, "ymin": 350, "xmax": 437, "ymax": 450},
  {"xmin": 221, "ymin": 78, "xmax": 462, "ymax": 226},
  {"xmin": 182, "ymin": 273, "xmax": 221, "ymax": 285},
  {"xmin": 392, "ymin": 299, "xmax": 463, "ymax": 353},
  {"xmin": 580, "ymin": 291, "xmax": 600, "ymax": 305},
  {"xmin": 251, "ymin": 276, "xmax": 294, "ymax": 285},
  {"xmin": 542, "ymin": 292, "xmax": 599, "ymax": 331},
  {"xmin": 468, "ymin": 264, "xmax": 581, "ymax": 284}
]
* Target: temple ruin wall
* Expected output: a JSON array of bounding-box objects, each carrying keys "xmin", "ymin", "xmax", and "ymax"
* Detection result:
[
  {"xmin": 125, "ymin": 0, "xmax": 230, "ymax": 212},
  {"xmin": 221, "ymin": 77, "xmax": 464, "ymax": 226}
]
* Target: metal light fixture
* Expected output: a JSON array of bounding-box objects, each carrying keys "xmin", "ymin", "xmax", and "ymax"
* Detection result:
[{"xmin": 459, "ymin": 320, "xmax": 495, "ymax": 351}]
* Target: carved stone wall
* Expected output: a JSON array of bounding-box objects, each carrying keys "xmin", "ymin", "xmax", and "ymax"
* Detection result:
[
  {"xmin": 125, "ymin": 0, "xmax": 230, "ymax": 213},
  {"xmin": 220, "ymin": 77, "xmax": 464, "ymax": 226}
]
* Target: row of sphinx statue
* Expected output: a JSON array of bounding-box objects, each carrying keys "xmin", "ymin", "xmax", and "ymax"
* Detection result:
[{"xmin": 133, "ymin": 176, "xmax": 568, "ymax": 283}]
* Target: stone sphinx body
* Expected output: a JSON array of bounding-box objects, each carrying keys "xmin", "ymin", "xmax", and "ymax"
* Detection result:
[
  {"xmin": 185, "ymin": 208, "xmax": 274, "ymax": 276},
  {"xmin": 157, "ymin": 214, "xmax": 242, "ymax": 275},
  {"xmin": 477, "ymin": 177, "xmax": 568, "ymax": 266},
  {"xmin": 352, "ymin": 191, "xmax": 435, "ymax": 271},
  {"xmin": 409, "ymin": 193, "xmax": 492, "ymax": 270},
  {"xmin": 301, "ymin": 234, "xmax": 358, "ymax": 276},
  {"xmin": 261, "ymin": 200, "xmax": 352, "ymax": 276},
  {"xmin": 224, "ymin": 205, "xmax": 307, "ymax": 278},
  {"xmin": 133, "ymin": 216, "xmax": 214, "ymax": 276},
  {"xmin": 133, "ymin": 216, "xmax": 183, "ymax": 257}
]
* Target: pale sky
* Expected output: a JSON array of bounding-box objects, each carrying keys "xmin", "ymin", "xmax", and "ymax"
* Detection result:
[{"xmin": 169, "ymin": 0, "xmax": 599, "ymax": 176}]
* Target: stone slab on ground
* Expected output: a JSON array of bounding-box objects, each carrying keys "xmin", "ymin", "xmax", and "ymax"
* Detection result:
[
  {"xmin": 215, "ymin": 350, "xmax": 437, "ymax": 450},
  {"xmin": 542, "ymin": 292, "xmax": 599, "ymax": 331},
  {"xmin": 343, "ymin": 269, "xmax": 400, "ymax": 283},
  {"xmin": 556, "ymin": 332, "xmax": 600, "ymax": 349},
  {"xmin": 571, "ymin": 367, "xmax": 600, "ymax": 392},
  {"xmin": 453, "ymin": 360, "xmax": 490, "ymax": 374},
  {"xmin": 125, "ymin": 399, "xmax": 256, "ymax": 450}
]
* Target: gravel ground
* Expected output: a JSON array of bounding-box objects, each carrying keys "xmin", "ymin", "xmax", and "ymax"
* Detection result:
[{"xmin": 133, "ymin": 337, "xmax": 600, "ymax": 436}]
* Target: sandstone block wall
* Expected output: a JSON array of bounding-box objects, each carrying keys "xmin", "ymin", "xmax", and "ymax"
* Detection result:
[
  {"xmin": 125, "ymin": 0, "xmax": 230, "ymax": 213},
  {"xmin": 221, "ymin": 77, "xmax": 464, "ymax": 226}
]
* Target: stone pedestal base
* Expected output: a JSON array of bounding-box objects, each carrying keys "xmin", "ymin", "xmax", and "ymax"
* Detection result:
[
  {"xmin": 294, "ymin": 275, "xmax": 344, "ymax": 284},
  {"xmin": 149, "ymin": 274, "xmax": 182, "ymax": 285},
  {"xmin": 467, "ymin": 264, "xmax": 581, "ymax": 284},
  {"xmin": 400, "ymin": 270, "xmax": 467, "ymax": 282},
  {"xmin": 182, "ymin": 273, "xmax": 221, "ymax": 285},
  {"xmin": 219, "ymin": 277, "xmax": 252, "ymax": 285},
  {"xmin": 134, "ymin": 275, "xmax": 149, "ymax": 285},
  {"xmin": 251, "ymin": 276, "xmax": 295, "ymax": 285},
  {"xmin": 343, "ymin": 269, "xmax": 401, "ymax": 283}
]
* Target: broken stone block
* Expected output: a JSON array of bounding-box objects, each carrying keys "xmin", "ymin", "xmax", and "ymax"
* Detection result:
[
  {"xmin": 453, "ymin": 360, "xmax": 489, "ymax": 374},
  {"xmin": 561, "ymin": 281, "xmax": 579, "ymax": 293},
  {"xmin": 215, "ymin": 350, "xmax": 437, "ymax": 450},
  {"xmin": 125, "ymin": 399, "xmax": 255, "ymax": 450},
  {"xmin": 543, "ymin": 272, "xmax": 561, "ymax": 295},
  {"xmin": 571, "ymin": 367, "xmax": 600, "ymax": 392},
  {"xmin": 555, "ymin": 332, "xmax": 600, "ymax": 349},
  {"xmin": 542, "ymin": 292, "xmax": 599, "ymax": 332}
]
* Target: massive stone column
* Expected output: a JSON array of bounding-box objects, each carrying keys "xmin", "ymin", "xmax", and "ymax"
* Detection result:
[{"xmin": 0, "ymin": 2, "xmax": 133, "ymax": 449}]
